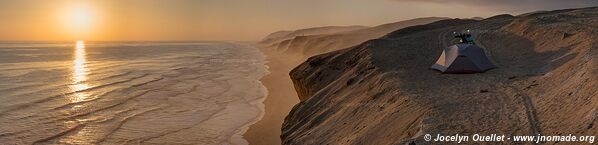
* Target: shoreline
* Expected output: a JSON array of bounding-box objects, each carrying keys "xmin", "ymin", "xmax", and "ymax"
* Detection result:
[
  {"xmin": 0, "ymin": 42, "xmax": 274, "ymax": 144},
  {"xmin": 228, "ymin": 43, "xmax": 271, "ymax": 145},
  {"xmin": 243, "ymin": 47, "xmax": 301, "ymax": 145}
]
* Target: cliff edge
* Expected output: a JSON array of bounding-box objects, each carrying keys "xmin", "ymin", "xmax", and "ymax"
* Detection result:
[
  {"xmin": 261, "ymin": 17, "xmax": 449, "ymax": 57},
  {"xmin": 284, "ymin": 7, "xmax": 598, "ymax": 144}
]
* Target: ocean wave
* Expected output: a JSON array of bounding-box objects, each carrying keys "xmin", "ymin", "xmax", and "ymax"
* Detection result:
[{"xmin": 0, "ymin": 42, "xmax": 268, "ymax": 145}]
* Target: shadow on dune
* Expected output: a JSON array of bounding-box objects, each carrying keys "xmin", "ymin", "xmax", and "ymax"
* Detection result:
[
  {"xmin": 283, "ymin": 8, "xmax": 598, "ymax": 144},
  {"xmin": 368, "ymin": 19, "xmax": 578, "ymax": 144}
]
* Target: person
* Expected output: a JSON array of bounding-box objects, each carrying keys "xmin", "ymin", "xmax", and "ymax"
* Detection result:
[
  {"xmin": 464, "ymin": 33, "xmax": 474, "ymax": 44},
  {"xmin": 453, "ymin": 30, "xmax": 475, "ymax": 44},
  {"xmin": 453, "ymin": 32, "xmax": 467, "ymax": 43}
]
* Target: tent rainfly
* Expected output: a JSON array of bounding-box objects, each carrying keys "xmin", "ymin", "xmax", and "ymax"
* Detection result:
[{"xmin": 431, "ymin": 44, "xmax": 496, "ymax": 73}]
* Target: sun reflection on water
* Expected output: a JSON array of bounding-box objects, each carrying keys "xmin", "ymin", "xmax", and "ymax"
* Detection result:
[
  {"xmin": 57, "ymin": 41, "xmax": 95, "ymax": 144},
  {"xmin": 70, "ymin": 40, "xmax": 91, "ymax": 103}
]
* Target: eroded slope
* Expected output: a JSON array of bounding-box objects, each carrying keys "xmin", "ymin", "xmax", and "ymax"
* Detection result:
[{"xmin": 284, "ymin": 7, "xmax": 598, "ymax": 145}]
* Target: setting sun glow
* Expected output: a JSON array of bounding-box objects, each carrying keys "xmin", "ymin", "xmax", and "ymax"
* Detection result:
[
  {"xmin": 71, "ymin": 9, "xmax": 92, "ymax": 29},
  {"xmin": 60, "ymin": 3, "xmax": 98, "ymax": 40}
]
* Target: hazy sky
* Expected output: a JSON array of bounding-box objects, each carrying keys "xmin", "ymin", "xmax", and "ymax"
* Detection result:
[{"xmin": 0, "ymin": 0, "xmax": 596, "ymax": 41}]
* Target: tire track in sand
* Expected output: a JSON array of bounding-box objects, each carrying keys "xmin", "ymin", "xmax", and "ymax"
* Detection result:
[{"xmin": 437, "ymin": 30, "xmax": 543, "ymax": 138}]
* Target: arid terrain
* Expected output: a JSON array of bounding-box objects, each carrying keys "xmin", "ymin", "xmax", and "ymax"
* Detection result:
[
  {"xmin": 261, "ymin": 17, "xmax": 450, "ymax": 57},
  {"xmin": 244, "ymin": 17, "xmax": 448, "ymax": 145},
  {"xmin": 245, "ymin": 17, "xmax": 452, "ymax": 145},
  {"xmin": 283, "ymin": 7, "xmax": 598, "ymax": 144}
]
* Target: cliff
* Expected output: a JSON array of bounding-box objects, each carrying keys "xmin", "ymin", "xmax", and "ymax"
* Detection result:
[
  {"xmin": 284, "ymin": 7, "xmax": 598, "ymax": 144},
  {"xmin": 262, "ymin": 17, "xmax": 450, "ymax": 57},
  {"xmin": 260, "ymin": 25, "xmax": 369, "ymax": 47}
]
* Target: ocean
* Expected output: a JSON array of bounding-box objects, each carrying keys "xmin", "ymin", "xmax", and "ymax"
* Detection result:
[{"xmin": 0, "ymin": 41, "xmax": 268, "ymax": 144}]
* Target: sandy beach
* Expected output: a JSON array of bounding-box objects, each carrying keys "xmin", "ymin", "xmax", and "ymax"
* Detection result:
[{"xmin": 243, "ymin": 48, "xmax": 301, "ymax": 145}]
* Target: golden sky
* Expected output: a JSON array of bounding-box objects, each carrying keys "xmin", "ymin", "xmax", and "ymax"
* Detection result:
[{"xmin": 0, "ymin": 0, "xmax": 595, "ymax": 41}]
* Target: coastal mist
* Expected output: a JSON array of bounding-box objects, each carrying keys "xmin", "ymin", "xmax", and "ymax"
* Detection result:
[{"xmin": 0, "ymin": 41, "xmax": 268, "ymax": 144}]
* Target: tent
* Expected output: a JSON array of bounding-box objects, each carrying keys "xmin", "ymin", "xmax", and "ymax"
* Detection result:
[{"xmin": 431, "ymin": 44, "xmax": 496, "ymax": 73}]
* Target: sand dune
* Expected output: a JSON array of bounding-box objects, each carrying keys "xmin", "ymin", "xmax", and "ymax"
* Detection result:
[{"xmin": 284, "ymin": 7, "xmax": 598, "ymax": 144}]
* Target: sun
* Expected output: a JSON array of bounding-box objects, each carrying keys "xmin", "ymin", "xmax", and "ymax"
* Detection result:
[
  {"xmin": 71, "ymin": 7, "xmax": 93, "ymax": 30},
  {"xmin": 60, "ymin": 2, "xmax": 98, "ymax": 40}
]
